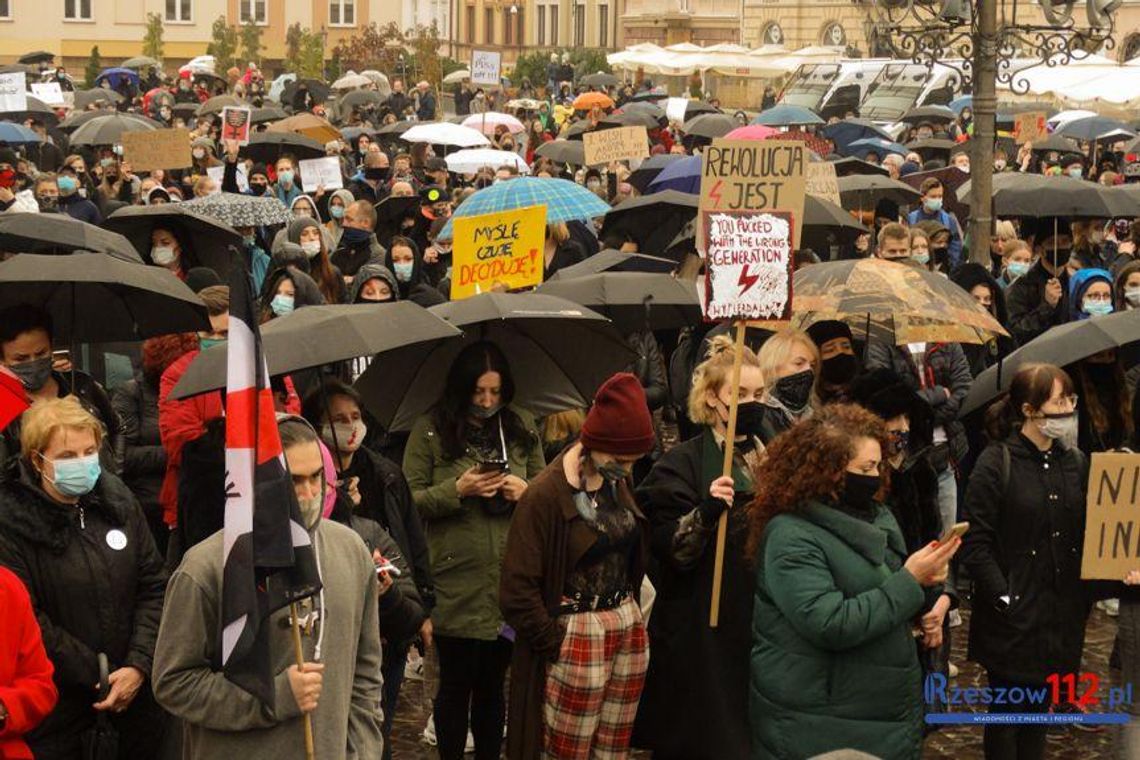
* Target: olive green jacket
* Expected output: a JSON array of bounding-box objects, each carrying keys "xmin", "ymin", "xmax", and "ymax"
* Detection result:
[{"xmin": 402, "ymin": 406, "xmax": 545, "ymax": 639}]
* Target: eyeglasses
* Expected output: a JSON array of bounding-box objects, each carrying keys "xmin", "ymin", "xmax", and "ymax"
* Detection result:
[{"xmin": 1045, "ymin": 394, "xmax": 1079, "ymax": 411}]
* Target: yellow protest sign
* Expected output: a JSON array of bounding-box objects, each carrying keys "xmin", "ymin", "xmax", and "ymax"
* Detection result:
[
  {"xmin": 1081, "ymin": 452, "xmax": 1140, "ymax": 580},
  {"xmin": 450, "ymin": 204, "xmax": 546, "ymax": 300},
  {"xmin": 583, "ymin": 126, "xmax": 649, "ymax": 166}
]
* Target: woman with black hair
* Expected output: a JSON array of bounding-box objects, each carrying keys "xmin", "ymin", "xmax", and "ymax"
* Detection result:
[
  {"xmin": 258, "ymin": 265, "xmax": 326, "ymax": 324},
  {"xmin": 385, "ymin": 236, "xmax": 446, "ymax": 307},
  {"xmin": 285, "ymin": 216, "xmax": 345, "ymax": 304},
  {"xmin": 402, "ymin": 341, "xmax": 545, "ymax": 760},
  {"xmin": 952, "ymin": 263, "xmax": 1018, "ymax": 377},
  {"xmin": 1068, "ymin": 349, "xmax": 1137, "ymax": 454}
]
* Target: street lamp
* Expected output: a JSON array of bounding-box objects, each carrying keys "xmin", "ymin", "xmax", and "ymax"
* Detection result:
[{"xmin": 866, "ymin": 0, "xmax": 1121, "ymax": 265}]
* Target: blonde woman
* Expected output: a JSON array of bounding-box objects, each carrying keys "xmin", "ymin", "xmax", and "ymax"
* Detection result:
[
  {"xmin": 632, "ymin": 335, "xmax": 763, "ymax": 760},
  {"xmin": 756, "ymin": 327, "xmax": 821, "ymax": 444},
  {"xmin": 0, "ymin": 397, "xmax": 168, "ymax": 759}
]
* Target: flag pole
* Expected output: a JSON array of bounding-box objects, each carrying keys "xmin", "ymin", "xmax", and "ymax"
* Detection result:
[
  {"xmin": 290, "ymin": 603, "xmax": 316, "ymax": 760},
  {"xmin": 709, "ymin": 319, "xmax": 746, "ymax": 628}
]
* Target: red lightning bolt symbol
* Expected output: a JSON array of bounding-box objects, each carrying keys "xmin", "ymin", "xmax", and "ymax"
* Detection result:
[
  {"xmin": 738, "ymin": 264, "xmax": 760, "ymax": 295},
  {"xmin": 709, "ymin": 179, "xmax": 723, "ymax": 209}
]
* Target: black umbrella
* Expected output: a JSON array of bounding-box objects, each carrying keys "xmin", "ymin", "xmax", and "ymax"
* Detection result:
[
  {"xmin": 355, "ymin": 292, "xmax": 634, "ymax": 432},
  {"xmin": 251, "ymin": 106, "xmax": 288, "ymax": 124},
  {"xmin": 599, "ymin": 111, "xmax": 660, "ymax": 130},
  {"xmin": 73, "ymin": 89, "xmax": 124, "ymax": 109},
  {"xmin": 170, "ymin": 303, "xmax": 461, "ymax": 399},
  {"xmin": 537, "ymin": 272, "xmax": 699, "ymax": 332},
  {"xmin": 171, "ymin": 102, "xmax": 200, "ymax": 121},
  {"xmin": 0, "ymin": 254, "xmax": 209, "ymax": 342},
  {"xmin": 684, "ymin": 101, "xmax": 720, "ymax": 120},
  {"xmin": 374, "ymin": 195, "xmax": 421, "ymax": 225},
  {"xmin": 69, "ymin": 113, "xmax": 157, "ymax": 147},
  {"xmin": 376, "ymin": 119, "xmax": 416, "ymax": 136},
  {"xmin": 580, "ymin": 72, "xmax": 620, "ymax": 88},
  {"xmin": 196, "ymin": 95, "xmax": 243, "ymax": 117},
  {"xmin": 829, "ymin": 157, "xmax": 890, "ymax": 177},
  {"xmin": 957, "ymin": 172, "xmax": 1129, "ymax": 218},
  {"xmin": 103, "ymin": 205, "xmax": 241, "ymax": 276},
  {"xmin": 627, "ymin": 154, "xmax": 686, "ymax": 193},
  {"xmin": 563, "ymin": 120, "xmax": 595, "ymax": 141},
  {"xmin": 837, "ymin": 174, "xmax": 922, "ymax": 208},
  {"xmin": 240, "ymin": 131, "xmax": 326, "ymax": 163},
  {"xmin": 960, "ymin": 310, "xmax": 1140, "ymax": 417},
  {"xmin": 60, "ymin": 109, "xmax": 156, "ymax": 132},
  {"xmin": 1028, "ymin": 133, "xmax": 1080, "ymax": 153},
  {"xmin": 0, "ymin": 95, "xmax": 58, "ymax": 126},
  {"xmin": 900, "ymin": 106, "xmax": 957, "ymax": 126},
  {"xmin": 548, "ymin": 249, "xmax": 677, "ymax": 280},
  {"xmin": 681, "ymin": 113, "xmax": 737, "ymax": 139},
  {"xmin": 905, "ymin": 137, "xmax": 958, "ymax": 154},
  {"xmin": 534, "ymin": 139, "xmax": 585, "ymax": 166},
  {"xmin": 18, "ymin": 51, "xmax": 54, "ymax": 65},
  {"xmin": 339, "ymin": 90, "xmax": 384, "ymax": 112},
  {"xmin": 804, "ymin": 195, "xmax": 867, "ymax": 233},
  {"xmin": 281, "ymin": 79, "xmax": 330, "ymax": 107},
  {"xmin": 0, "ymin": 214, "xmax": 142, "ymax": 261},
  {"xmin": 619, "ymin": 101, "xmax": 666, "ymax": 122},
  {"xmin": 600, "ymin": 190, "xmax": 696, "ymax": 255},
  {"xmin": 121, "ymin": 56, "xmax": 160, "ymax": 69}
]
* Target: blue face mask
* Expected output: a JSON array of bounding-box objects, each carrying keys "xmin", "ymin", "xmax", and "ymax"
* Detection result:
[
  {"xmin": 393, "ymin": 261, "xmax": 414, "ymax": 282},
  {"xmin": 342, "ymin": 226, "xmax": 370, "ymax": 244},
  {"xmin": 330, "ymin": 205, "xmax": 345, "ymax": 219},
  {"xmin": 277, "ymin": 169, "xmax": 294, "ymax": 186},
  {"xmin": 1007, "ymin": 261, "xmax": 1031, "ymax": 279},
  {"xmin": 199, "ymin": 337, "xmax": 226, "ymax": 351},
  {"xmin": 45, "ymin": 452, "xmax": 101, "ymax": 497},
  {"xmin": 57, "ymin": 176, "xmax": 78, "ymax": 194},
  {"xmin": 924, "ymin": 198, "xmax": 943, "ymax": 213},
  {"xmin": 271, "ymin": 294, "xmax": 295, "ymax": 316},
  {"xmin": 1083, "ymin": 299, "xmax": 1113, "ymax": 317},
  {"xmin": 912, "ymin": 253, "xmax": 930, "ymax": 266},
  {"xmin": 242, "ymin": 235, "xmax": 256, "ymax": 247}
]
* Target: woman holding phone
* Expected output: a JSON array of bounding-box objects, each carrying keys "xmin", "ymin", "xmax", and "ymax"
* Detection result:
[
  {"xmin": 961, "ymin": 363, "xmax": 1091, "ymax": 760},
  {"xmin": 403, "ymin": 341, "xmax": 545, "ymax": 760}
]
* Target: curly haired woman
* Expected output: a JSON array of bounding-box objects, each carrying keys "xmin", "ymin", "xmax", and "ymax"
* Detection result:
[{"xmin": 747, "ymin": 404, "xmax": 960, "ymax": 759}]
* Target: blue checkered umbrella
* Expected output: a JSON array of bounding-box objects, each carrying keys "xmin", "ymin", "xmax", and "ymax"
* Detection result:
[{"xmin": 438, "ymin": 177, "xmax": 610, "ymax": 240}]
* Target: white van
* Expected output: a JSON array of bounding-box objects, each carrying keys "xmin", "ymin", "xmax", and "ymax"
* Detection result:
[
  {"xmin": 859, "ymin": 62, "xmax": 963, "ymax": 124},
  {"xmin": 780, "ymin": 60, "xmax": 892, "ymax": 120}
]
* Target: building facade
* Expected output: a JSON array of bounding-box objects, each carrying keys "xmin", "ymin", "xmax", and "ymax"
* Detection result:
[
  {"xmin": 451, "ymin": 0, "xmax": 619, "ymax": 67},
  {"xmin": 621, "ymin": 0, "xmax": 740, "ymax": 47},
  {"xmin": 0, "ymin": 0, "xmax": 396, "ymax": 68}
]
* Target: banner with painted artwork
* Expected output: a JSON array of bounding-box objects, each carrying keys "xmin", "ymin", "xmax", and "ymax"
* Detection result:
[{"xmin": 701, "ymin": 209, "xmax": 794, "ymax": 322}]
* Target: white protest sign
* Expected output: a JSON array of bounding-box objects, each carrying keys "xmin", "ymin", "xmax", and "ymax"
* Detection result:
[
  {"xmin": 30, "ymin": 82, "xmax": 64, "ymax": 106},
  {"xmin": 471, "ymin": 50, "xmax": 502, "ymax": 87},
  {"xmin": 666, "ymin": 97, "xmax": 689, "ymax": 126},
  {"xmin": 207, "ymin": 163, "xmax": 248, "ymax": 193},
  {"xmin": 298, "ymin": 156, "xmax": 343, "ymax": 192},
  {"xmin": 702, "ymin": 209, "xmax": 794, "ymax": 321},
  {"xmin": 0, "ymin": 72, "xmax": 28, "ymax": 112}
]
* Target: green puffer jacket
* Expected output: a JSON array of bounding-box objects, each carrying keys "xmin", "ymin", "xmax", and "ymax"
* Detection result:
[
  {"xmin": 402, "ymin": 406, "xmax": 545, "ymax": 639},
  {"xmin": 750, "ymin": 500, "xmax": 926, "ymax": 760}
]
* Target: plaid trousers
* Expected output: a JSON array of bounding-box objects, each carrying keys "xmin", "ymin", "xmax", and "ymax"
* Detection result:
[{"xmin": 543, "ymin": 596, "xmax": 649, "ymax": 760}]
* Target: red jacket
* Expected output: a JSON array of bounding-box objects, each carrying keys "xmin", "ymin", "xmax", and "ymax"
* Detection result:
[{"xmin": 0, "ymin": 566, "xmax": 57, "ymax": 760}]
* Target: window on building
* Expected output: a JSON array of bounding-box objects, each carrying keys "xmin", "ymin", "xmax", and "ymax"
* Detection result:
[
  {"xmin": 505, "ymin": 9, "xmax": 514, "ymax": 44},
  {"xmin": 466, "ymin": 5, "xmax": 475, "ymax": 43},
  {"xmin": 599, "ymin": 5, "xmax": 608, "ymax": 47},
  {"xmin": 64, "ymin": 0, "xmax": 92, "ymax": 20},
  {"xmin": 329, "ymin": 0, "xmax": 354, "ymax": 26},
  {"xmin": 537, "ymin": 5, "xmax": 545, "ymax": 46},
  {"xmin": 484, "ymin": 7, "xmax": 494, "ymax": 44},
  {"xmin": 239, "ymin": 0, "xmax": 266, "ymax": 24},
  {"xmin": 165, "ymin": 0, "xmax": 191, "ymax": 22},
  {"xmin": 550, "ymin": 5, "xmax": 558, "ymax": 45},
  {"xmin": 515, "ymin": 7, "xmax": 524, "ymax": 46},
  {"xmin": 0, "ymin": 0, "xmax": 11, "ymax": 18},
  {"xmin": 573, "ymin": 3, "xmax": 584, "ymax": 47}
]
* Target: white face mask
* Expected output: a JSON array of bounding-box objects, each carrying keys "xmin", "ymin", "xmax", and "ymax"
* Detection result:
[
  {"xmin": 1038, "ymin": 412, "xmax": 1078, "ymax": 450},
  {"xmin": 320, "ymin": 420, "xmax": 367, "ymax": 453},
  {"xmin": 1125, "ymin": 286, "xmax": 1140, "ymax": 308},
  {"xmin": 301, "ymin": 239, "xmax": 322, "ymax": 258},
  {"xmin": 192, "ymin": 148, "xmax": 206, "ymax": 160},
  {"xmin": 151, "ymin": 246, "xmax": 177, "ymax": 266}
]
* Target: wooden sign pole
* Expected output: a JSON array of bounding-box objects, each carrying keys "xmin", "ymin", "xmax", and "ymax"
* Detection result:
[{"xmin": 709, "ymin": 320, "xmax": 746, "ymax": 628}]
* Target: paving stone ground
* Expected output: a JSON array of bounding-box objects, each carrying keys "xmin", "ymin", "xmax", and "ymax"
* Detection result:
[{"xmin": 389, "ymin": 602, "xmax": 1123, "ymax": 759}]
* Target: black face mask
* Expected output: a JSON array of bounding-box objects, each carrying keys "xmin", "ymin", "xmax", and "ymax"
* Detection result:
[
  {"xmin": 843, "ymin": 472, "xmax": 880, "ymax": 513},
  {"xmin": 732, "ymin": 400, "xmax": 766, "ymax": 437},
  {"xmin": 774, "ymin": 369, "xmax": 815, "ymax": 411},
  {"xmin": 364, "ymin": 167, "xmax": 389, "ymax": 181},
  {"xmin": 249, "ymin": 183, "xmax": 267, "ymax": 196},
  {"xmin": 820, "ymin": 352, "xmax": 858, "ymax": 385}
]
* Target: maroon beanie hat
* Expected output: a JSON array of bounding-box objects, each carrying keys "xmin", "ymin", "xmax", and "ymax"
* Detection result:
[{"xmin": 579, "ymin": 372, "xmax": 655, "ymax": 456}]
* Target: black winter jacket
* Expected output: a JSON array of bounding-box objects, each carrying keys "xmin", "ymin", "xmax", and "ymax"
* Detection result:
[
  {"xmin": 111, "ymin": 376, "xmax": 166, "ymax": 520},
  {"xmin": 960, "ymin": 433, "xmax": 1090, "ymax": 683},
  {"xmin": 0, "ymin": 460, "xmax": 167, "ymax": 749},
  {"xmin": 626, "ymin": 331, "xmax": 667, "ymax": 413},
  {"xmin": 1005, "ymin": 259, "xmax": 1068, "ymax": 346}
]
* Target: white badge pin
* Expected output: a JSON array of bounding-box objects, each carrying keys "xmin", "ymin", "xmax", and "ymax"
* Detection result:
[{"xmin": 105, "ymin": 529, "xmax": 128, "ymax": 551}]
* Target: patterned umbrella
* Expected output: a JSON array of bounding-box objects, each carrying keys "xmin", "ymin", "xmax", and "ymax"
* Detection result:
[
  {"xmin": 437, "ymin": 177, "xmax": 610, "ymax": 240},
  {"xmin": 183, "ymin": 192, "xmax": 292, "ymax": 227},
  {"xmin": 768, "ymin": 129, "xmax": 833, "ymax": 158},
  {"xmin": 791, "ymin": 258, "xmax": 1008, "ymax": 345}
]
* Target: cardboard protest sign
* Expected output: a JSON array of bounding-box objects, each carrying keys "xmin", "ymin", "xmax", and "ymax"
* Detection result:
[
  {"xmin": 805, "ymin": 161, "xmax": 841, "ymax": 206},
  {"xmin": 451, "ymin": 204, "xmax": 545, "ymax": 300},
  {"xmin": 298, "ymin": 156, "xmax": 343, "ymax": 192},
  {"xmin": 221, "ymin": 106, "xmax": 252, "ymax": 145},
  {"xmin": 471, "ymin": 50, "xmax": 502, "ymax": 87},
  {"xmin": 1082, "ymin": 452, "xmax": 1140, "ymax": 580},
  {"xmin": 699, "ymin": 139, "xmax": 807, "ymax": 248},
  {"xmin": 0, "ymin": 72, "xmax": 27, "ymax": 112},
  {"xmin": 1015, "ymin": 112, "xmax": 1047, "ymax": 146},
  {"xmin": 122, "ymin": 127, "xmax": 192, "ymax": 172},
  {"xmin": 582, "ymin": 126, "xmax": 649, "ymax": 166},
  {"xmin": 701, "ymin": 209, "xmax": 794, "ymax": 322},
  {"xmin": 30, "ymin": 82, "xmax": 64, "ymax": 106}
]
